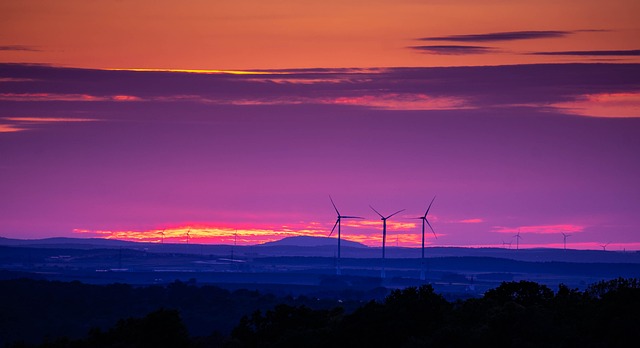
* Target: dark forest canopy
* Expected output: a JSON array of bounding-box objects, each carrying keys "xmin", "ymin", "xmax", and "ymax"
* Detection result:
[{"xmin": 2, "ymin": 278, "xmax": 639, "ymax": 348}]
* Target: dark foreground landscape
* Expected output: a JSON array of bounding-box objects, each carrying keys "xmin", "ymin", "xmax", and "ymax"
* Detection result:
[
  {"xmin": 1, "ymin": 237, "xmax": 640, "ymax": 347},
  {"xmin": 1, "ymin": 277, "xmax": 638, "ymax": 347}
]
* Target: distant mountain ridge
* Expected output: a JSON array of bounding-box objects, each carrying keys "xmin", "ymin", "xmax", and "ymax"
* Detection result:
[
  {"xmin": 260, "ymin": 236, "xmax": 366, "ymax": 248},
  {"xmin": 2, "ymin": 236, "xmax": 639, "ymax": 263}
]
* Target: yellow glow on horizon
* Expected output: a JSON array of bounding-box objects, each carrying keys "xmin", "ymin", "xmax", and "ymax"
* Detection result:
[{"xmin": 102, "ymin": 68, "xmax": 280, "ymax": 75}]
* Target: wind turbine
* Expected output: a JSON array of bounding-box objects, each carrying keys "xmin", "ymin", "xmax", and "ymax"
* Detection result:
[
  {"xmin": 514, "ymin": 230, "xmax": 522, "ymax": 250},
  {"xmin": 329, "ymin": 196, "xmax": 363, "ymax": 275},
  {"xmin": 601, "ymin": 242, "xmax": 610, "ymax": 251},
  {"xmin": 231, "ymin": 229, "xmax": 238, "ymax": 261},
  {"xmin": 160, "ymin": 228, "xmax": 165, "ymax": 244},
  {"xmin": 502, "ymin": 240, "xmax": 512, "ymax": 249},
  {"xmin": 186, "ymin": 228, "xmax": 191, "ymax": 244},
  {"xmin": 412, "ymin": 196, "xmax": 436, "ymax": 280},
  {"xmin": 370, "ymin": 205, "xmax": 405, "ymax": 279},
  {"xmin": 562, "ymin": 232, "xmax": 571, "ymax": 251}
]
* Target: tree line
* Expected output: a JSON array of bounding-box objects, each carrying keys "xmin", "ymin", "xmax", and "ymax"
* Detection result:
[{"xmin": 2, "ymin": 278, "xmax": 639, "ymax": 347}]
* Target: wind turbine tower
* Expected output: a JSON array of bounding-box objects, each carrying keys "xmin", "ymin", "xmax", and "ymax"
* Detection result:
[
  {"xmin": 514, "ymin": 230, "xmax": 522, "ymax": 250},
  {"xmin": 562, "ymin": 232, "xmax": 571, "ymax": 251},
  {"xmin": 160, "ymin": 228, "xmax": 165, "ymax": 244},
  {"xmin": 370, "ymin": 205, "xmax": 405, "ymax": 279},
  {"xmin": 413, "ymin": 196, "xmax": 436, "ymax": 280},
  {"xmin": 329, "ymin": 196, "xmax": 363, "ymax": 275}
]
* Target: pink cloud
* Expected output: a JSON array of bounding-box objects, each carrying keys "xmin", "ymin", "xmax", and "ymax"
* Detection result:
[
  {"xmin": 150, "ymin": 93, "xmax": 471, "ymax": 110},
  {"xmin": 0, "ymin": 93, "xmax": 141, "ymax": 102},
  {"xmin": 458, "ymin": 218, "xmax": 484, "ymax": 224},
  {"xmin": 491, "ymin": 224, "xmax": 585, "ymax": 234},
  {"xmin": 329, "ymin": 93, "xmax": 471, "ymax": 110},
  {"xmin": 4, "ymin": 116, "xmax": 99, "ymax": 123},
  {"xmin": 344, "ymin": 220, "xmax": 418, "ymax": 231},
  {"xmin": 0, "ymin": 124, "xmax": 26, "ymax": 133}
]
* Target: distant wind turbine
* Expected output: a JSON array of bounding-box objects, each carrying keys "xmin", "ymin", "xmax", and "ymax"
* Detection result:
[
  {"xmin": 412, "ymin": 196, "xmax": 437, "ymax": 280},
  {"xmin": 514, "ymin": 230, "xmax": 522, "ymax": 250},
  {"xmin": 160, "ymin": 228, "xmax": 165, "ymax": 244},
  {"xmin": 231, "ymin": 229, "xmax": 238, "ymax": 261},
  {"xmin": 502, "ymin": 240, "xmax": 512, "ymax": 249},
  {"xmin": 329, "ymin": 196, "xmax": 363, "ymax": 275},
  {"xmin": 601, "ymin": 242, "xmax": 610, "ymax": 251},
  {"xmin": 186, "ymin": 228, "xmax": 191, "ymax": 244},
  {"xmin": 562, "ymin": 232, "xmax": 571, "ymax": 251},
  {"xmin": 370, "ymin": 205, "xmax": 405, "ymax": 279}
]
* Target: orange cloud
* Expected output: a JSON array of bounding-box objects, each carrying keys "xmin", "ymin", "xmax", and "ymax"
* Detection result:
[
  {"xmin": 551, "ymin": 92, "xmax": 640, "ymax": 118},
  {"xmin": 71, "ymin": 219, "xmax": 427, "ymax": 247},
  {"xmin": 103, "ymin": 68, "xmax": 278, "ymax": 75},
  {"xmin": 73, "ymin": 221, "xmax": 333, "ymax": 245}
]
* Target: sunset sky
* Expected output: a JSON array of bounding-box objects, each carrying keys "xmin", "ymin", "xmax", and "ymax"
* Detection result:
[{"xmin": 1, "ymin": 0, "xmax": 639, "ymax": 250}]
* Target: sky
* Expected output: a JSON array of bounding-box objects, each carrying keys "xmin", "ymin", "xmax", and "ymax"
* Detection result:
[{"xmin": 1, "ymin": 0, "xmax": 639, "ymax": 250}]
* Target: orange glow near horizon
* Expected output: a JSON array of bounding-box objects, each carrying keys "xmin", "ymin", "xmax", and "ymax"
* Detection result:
[
  {"xmin": 72, "ymin": 219, "xmax": 428, "ymax": 247},
  {"xmin": 1, "ymin": 1, "xmax": 638, "ymax": 70},
  {"xmin": 72, "ymin": 223, "xmax": 640, "ymax": 251},
  {"xmin": 102, "ymin": 68, "xmax": 279, "ymax": 75}
]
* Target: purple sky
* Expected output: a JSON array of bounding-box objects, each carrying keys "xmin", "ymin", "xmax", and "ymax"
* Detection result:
[{"xmin": 1, "ymin": 63, "xmax": 639, "ymax": 249}]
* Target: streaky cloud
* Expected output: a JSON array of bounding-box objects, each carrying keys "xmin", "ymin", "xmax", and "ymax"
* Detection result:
[
  {"xmin": 492, "ymin": 224, "xmax": 585, "ymax": 234},
  {"xmin": 531, "ymin": 49, "xmax": 640, "ymax": 56},
  {"xmin": 0, "ymin": 124, "xmax": 27, "ymax": 133},
  {"xmin": 419, "ymin": 30, "xmax": 571, "ymax": 42},
  {"xmin": 549, "ymin": 92, "xmax": 640, "ymax": 118},
  {"xmin": 4, "ymin": 116, "xmax": 100, "ymax": 123},
  {"xmin": 0, "ymin": 45, "xmax": 40, "ymax": 52},
  {"xmin": 409, "ymin": 45, "xmax": 495, "ymax": 55}
]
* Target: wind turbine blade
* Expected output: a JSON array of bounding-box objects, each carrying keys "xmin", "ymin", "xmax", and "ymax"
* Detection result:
[
  {"xmin": 386, "ymin": 209, "xmax": 406, "ymax": 219},
  {"xmin": 425, "ymin": 218, "xmax": 437, "ymax": 239},
  {"xmin": 424, "ymin": 196, "xmax": 436, "ymax": 217},
  {"xmin": 341, "ymin": 216, "xmax": 363, "ymax": 219},
  {"xmin": 329, "ymin": 218, "xmax": 339, "ymax": 237},
  {"xmin": 369, "ymin": 205, "xmax": 384, "ymax": 218},
  {"xmin": 329, "ymin": 195, "xmax": 340, "ymax": 216}
]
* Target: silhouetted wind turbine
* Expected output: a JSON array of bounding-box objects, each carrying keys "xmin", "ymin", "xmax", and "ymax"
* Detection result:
[
  {"xmin": 186, "ymin": 228, "xmax": 191, "ymax": 244},
  {"xmin": 231, "ymin": 229, "xmax": 238, "ymax": 261},
  {"xmin": 160, "ymin": 228, "xmax": 165, "ymax": 244},
  {"xmin": 601, "ymin": 242, "xmax": 610, "ymax": 251},
  {"xmin": 562, "ymin": 232, "xmax": 571, "ymax": 251},
  {"xmin": 412, "ymin": 196, "xmax": 437, "ymax": 280},
  {"xmin": 329, "ymin": 196, "xmax": 363, "ymax": 275},
  {"xmin": 370, "ymin": 205, "xmax": 405, "ymax": 279},
  {"xmin": 514, "ymin": 230, "xmax": 522, "ymax": 250}
]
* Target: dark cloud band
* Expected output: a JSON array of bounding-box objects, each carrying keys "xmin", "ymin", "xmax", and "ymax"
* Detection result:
[
  {"xmin": 0, "ymin": 45, "xmax": 39, "ymax": 52},
  {"xmin": 409, "ymin": 45, "xmax": 495, "ymax": 55},
  {"xmin": 418, "ymin": 30, "xmax": 570, "ymax": 43}
]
